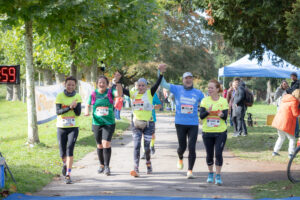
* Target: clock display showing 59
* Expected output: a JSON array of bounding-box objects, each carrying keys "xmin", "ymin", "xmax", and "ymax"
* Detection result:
[{"xmin": 0, "ymin": 65, "xmax": 20, "ymax": 84}]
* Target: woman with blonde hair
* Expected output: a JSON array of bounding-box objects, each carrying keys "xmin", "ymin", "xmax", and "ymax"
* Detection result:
[{"xmin": 272, "ymin": 89, "xmax": 300, "ymax": 158}]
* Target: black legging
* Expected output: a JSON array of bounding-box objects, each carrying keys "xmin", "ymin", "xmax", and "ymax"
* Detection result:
[
  {"xmin": 57, "ymin": 127, "xmax": 79, "ymax": 157},
  {"xmin": 202, "ymin": 132, "xmax": 227, "ymax": 166},
  {"xmin": 175, "ymin": 124, "xmax": 198, "ymax": 170}
]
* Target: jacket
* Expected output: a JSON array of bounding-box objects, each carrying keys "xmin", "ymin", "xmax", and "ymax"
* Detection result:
[
  {"xmin": 286, "ymin": 80, "xmax": 300, "ymax": 94},
  {"xmin": 233, "ymin": 81, "xmax": 246, "ymax": 107},
  {"xmin": 272, "ymin": 94, "xmax": 300, "ymax": 135}
]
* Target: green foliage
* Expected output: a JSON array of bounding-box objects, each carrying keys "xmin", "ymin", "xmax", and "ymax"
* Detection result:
[{"xmin": 196, "ymin": 0, "xmax": 300, "ymax": 65}]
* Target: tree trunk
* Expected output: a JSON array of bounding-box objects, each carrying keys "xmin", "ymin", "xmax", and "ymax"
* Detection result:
[
  {"xmin": 6, "ymin": 84, "xmax": 13, "ymax": 101},
  {"xmin": 55, "ymin": 72, "xmax": 65, "ymax": 84},
  {"xmin": 70, "ymin": 39, "xmax": 77, "ymax": 78},
  {"xmin": 91, "ymin": 58, "xmax": 98, "ymax": 83},
  {"xmin": 25, "ymin": 20, "xmax": 39, "ymax": 144},
  {"xmin": 42, "ymin": 69, "xmax": 53, "ymax": 85},
  {"xmin": 256, "ymin": 90, "xmax": 266, "ymax": 102},
  {"xmin": 265, "ymin": 80, "xmax": 272, "ymax": 104},
  {"xmin": 12, "ymin": 84, "xmax": 21, "ymax": 101}
]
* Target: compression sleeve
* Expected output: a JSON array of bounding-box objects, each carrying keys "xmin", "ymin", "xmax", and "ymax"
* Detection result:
[{"xmin": 56, "ymin": 104, "xmax": 71, "ymax": 115}]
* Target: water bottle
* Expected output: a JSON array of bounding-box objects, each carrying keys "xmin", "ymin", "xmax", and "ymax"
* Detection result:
[{"xmin": 0, "ymin": 157, "xmax": 5, "ymax": 188}]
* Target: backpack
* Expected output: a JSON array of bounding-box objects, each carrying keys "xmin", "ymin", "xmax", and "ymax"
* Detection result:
[
  {"xmin": 244, "ymin": 88, "xmax": 254, "ymax": 107},
  {"xmin": 91, "ymin": 88, "xmax": 113, "ymax": 105}
]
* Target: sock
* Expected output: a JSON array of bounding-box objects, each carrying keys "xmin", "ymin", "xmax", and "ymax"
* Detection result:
[
  {"xmin": 103, "ymin": 148, "xmax": 112, "ymax": 167},
  {"xmin": 97, "ymin": 148, "xmax": 104, "ymax": 166},
  {"xmin": 66, "ymin": 168, "xmax": 71, "ymax": 176},
  {"xmin": 150, "ymin": 138, "xmax": 155, "ymax": 147}
]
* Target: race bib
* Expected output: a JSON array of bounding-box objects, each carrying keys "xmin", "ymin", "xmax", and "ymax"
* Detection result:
[
  {"xmin": 133, "ymin": 99, "xmax": 144, "ymax": 111},
  {"xmin": 181, "ymin": 104, "xmax": 193, "ymax": 114},
  {"xmin": 207, "ymin": 117, "xmax": 220, "ymax": 127},
  {"xmin": 96, "ymin": 106, "xmax": 109, "ymax": 116},
  {"xmin": 61, "ymin": 117, "xmax": 75, "ymax": 127}
]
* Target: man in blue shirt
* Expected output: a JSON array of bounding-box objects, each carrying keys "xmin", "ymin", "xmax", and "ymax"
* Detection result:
[{"xmin": 159, "ymin": 67, "xmax": 204, "ymax": 179}]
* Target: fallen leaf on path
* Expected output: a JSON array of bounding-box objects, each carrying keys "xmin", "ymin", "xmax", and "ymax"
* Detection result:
[
  {"xmin": 9, "ymin": 184, "xmax": 17, "ymax": 192},
  {"xmin": 101, "ymin": 191, "xmax": 113, "ymax": 194}
]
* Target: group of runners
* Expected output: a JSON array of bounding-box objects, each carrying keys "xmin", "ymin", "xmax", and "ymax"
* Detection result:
[{"xmin": 55, "ymin": 64, "xmax": 229, "ymax": 186}]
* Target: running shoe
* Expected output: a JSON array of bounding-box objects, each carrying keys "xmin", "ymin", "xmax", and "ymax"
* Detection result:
[
  {"xmin": 62, "ymin": 165, "xmax": 67, "ymax": 176},
  {"xmin": 141, "ymin": 153, "xmax": 146, "ymax": 159},
  {"xmin": 146, "ymin": 161, "xmax": 153, "ymax": 174},
  {"xmin": 130, "ymin": 168, "xmax": 140, "ymax": 177},
  {"xmin": 187, "ymin": 171, "xmax": 195, "ymax": 179},
  {"xmin": 272, "ymin": 152, "xmax": 280, "ymax": 156},
  {"xmin": 104, "ymin": 166, "xmax": 111, "ymax": 176},
  {"xmin": 207, "ymin": 172, "xmax": 214, "ymax": 183},
  {"xmin": 65, "ymin": 175, "xmax": 72, "ymax": 184},
  {"xmin": 215, "ymin": 174, "xmax": 223, "ymax": 186},
  {"xmin": 98, "ymin": 165, "xmax": 105, "ymax": 174},
  {"xmin": 177, "ymin": 159, "xmax": 183, "ymax": 170},
  {"xmin": 151, "ymin": 146, "xmax": 155, "ymax": 155}
]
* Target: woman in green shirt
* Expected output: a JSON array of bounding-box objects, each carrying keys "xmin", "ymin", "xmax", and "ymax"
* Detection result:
[{"xmin": 84, "ymin": 74, "xmax": 122, "ymax": 176}]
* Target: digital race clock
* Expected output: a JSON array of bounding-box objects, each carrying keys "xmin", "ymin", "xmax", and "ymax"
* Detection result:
[{"xmin": 0, "ymin": 65, "xmax": 20, "ymax": 84}]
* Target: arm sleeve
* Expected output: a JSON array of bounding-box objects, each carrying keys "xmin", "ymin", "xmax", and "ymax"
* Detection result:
[
  {"xmin": 150, "ymin": 74, "xmax": 163, "ymax": 96},
  {"xmin": 291, "ymin": 102, "xmax": 300, "ymax": 117},
  {"xmin": 56, "ymin": 104, "xmax": 71, "ymax": 115},
  {"xmin": 220, "ymin": 109, "xmax": 228, "ymax": 120},
  {"xmin": 158, "ymin": 70, "xmax": 171, "ymax": 90},
  {"xmin": 123, "ymin": 88, "xmax": 130, "ymax": 97},
  {"xmin": 73, "ymin": 103, "xmax": 81, "ymax": 116},
  {"xmin": 199, "ymin": 107, "xmax": 210, "ymax": 120}
]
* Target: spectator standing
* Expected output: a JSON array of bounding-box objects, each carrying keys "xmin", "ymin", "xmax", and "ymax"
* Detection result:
[{"xmin": 232, "ymin": 78, "xmax": 247, "ymax": 137}]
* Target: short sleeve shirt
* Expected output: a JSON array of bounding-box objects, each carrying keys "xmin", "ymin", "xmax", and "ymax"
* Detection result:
[
  {"xmin": 170, "ymin": 84, "xmax": 204, "ymax": 125},
  {"xmin": 56, "ymin": 92, "xmax": 82, "ymax": 128},
  {"xmin": 200, "ymin": 96, "xmax": 229, "ymax": 133}
]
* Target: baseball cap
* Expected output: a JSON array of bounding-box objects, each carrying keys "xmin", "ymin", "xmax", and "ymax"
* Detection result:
[
  {"xmin": 183, "ymin": 72, "xmax": 193, "ymax": 79},
  {"xmin": 291, "ymin": 72, "xmax": 298, "ymax": 77}
]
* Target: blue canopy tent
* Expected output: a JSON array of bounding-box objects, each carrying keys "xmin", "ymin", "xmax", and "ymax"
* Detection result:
[{"xmin": 218, "ymin": 51, "xmax": 300, "ymax": 79}]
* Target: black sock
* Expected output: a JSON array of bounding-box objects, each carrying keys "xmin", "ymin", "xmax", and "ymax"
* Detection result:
[
  {"xmin": 103, "ymin": 148, "xmax": 112, "ymax": 167},
  {"xmin": 97, "ymin": 148, "xmax": 104, "ymax": 166}
]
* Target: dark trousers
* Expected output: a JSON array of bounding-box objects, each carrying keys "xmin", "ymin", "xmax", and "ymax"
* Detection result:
[
  {"xmin": 202, "ymin": 132, "xmax": 227, "ymax": 166},
  {"xmin": 175, "ymin": 124, "xmax": 199, "ymax": 170},
  {"xmin": 232, "ymin": 106, "xmax": 247, "ymax": 135}
]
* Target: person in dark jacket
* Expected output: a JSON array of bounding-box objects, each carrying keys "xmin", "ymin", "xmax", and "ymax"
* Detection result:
[
  {"xmin": 232, "ymin": 78, "xmax": 247, "ymax": 137},
  {"xmin": 286, "ymin": 72, "xmax": 300, "ymax": 94}
]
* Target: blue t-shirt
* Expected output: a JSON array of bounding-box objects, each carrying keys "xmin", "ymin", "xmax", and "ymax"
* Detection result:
[
  {"xmin": 170, "ymin": 84, "xmax": 204, "ymax": 125},
  {"xmin": 152, "ymin": 93, "xmax": 161, "ymax": 122}
]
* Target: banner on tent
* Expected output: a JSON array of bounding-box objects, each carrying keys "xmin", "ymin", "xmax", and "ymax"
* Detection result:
[{"xmin": 35, "ymin": 81, "xmax": 95, "ymax": 125}]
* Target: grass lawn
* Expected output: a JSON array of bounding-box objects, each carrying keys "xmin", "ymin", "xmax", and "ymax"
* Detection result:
[
  {"xmin": 224, "ymin": 102, "xmax": 300, "ymax": 198},
  {"xmin": 0, "ymin": 85, "xmax": 130, "ymax": 195}
]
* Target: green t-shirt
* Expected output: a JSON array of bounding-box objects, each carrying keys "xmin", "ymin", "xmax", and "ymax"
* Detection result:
[
  {"xmin": 200, "ymin": 96, "xmax": 229, "ymax": 133},
  {"xmin": 56, "ymin": 92, "xmax": 82, "ymax": 128},
  {"xmin": 88, "ymin": 89, "xmax": 116, "ymax": 126}
]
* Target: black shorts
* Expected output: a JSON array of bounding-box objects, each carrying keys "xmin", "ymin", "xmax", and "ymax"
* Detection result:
[
  {"xmin": 92, "ymin": 124, "xmax": 116, "ymax": 144},
  {"xmin": 57, "ymin": 127, "xmax": 79, "ymax": 157}
]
